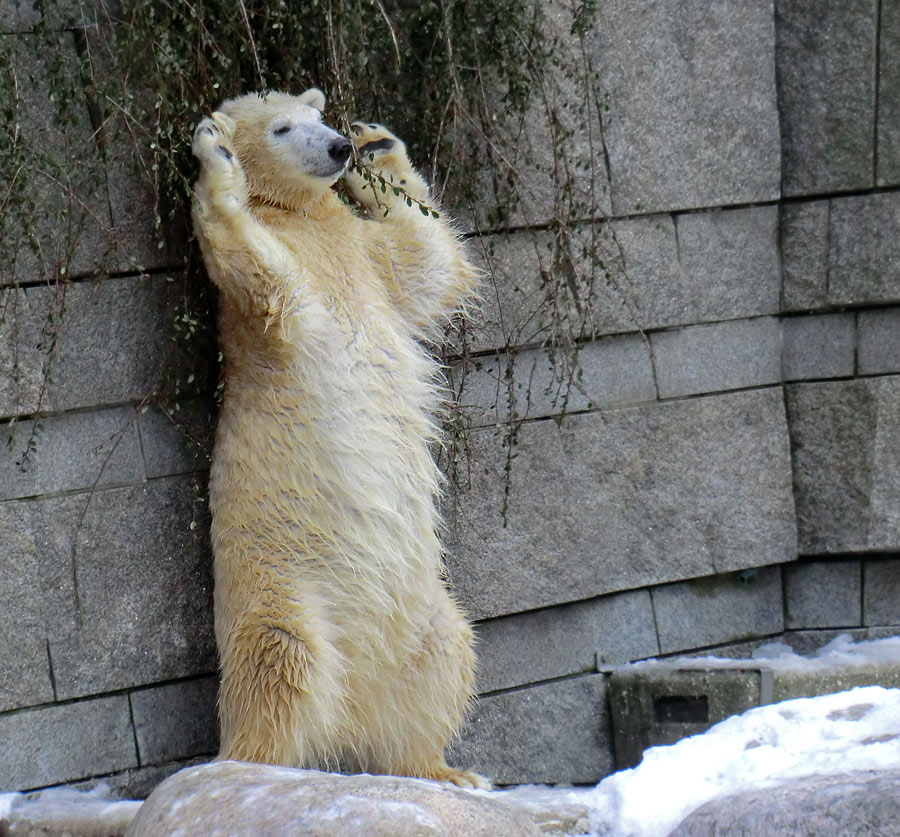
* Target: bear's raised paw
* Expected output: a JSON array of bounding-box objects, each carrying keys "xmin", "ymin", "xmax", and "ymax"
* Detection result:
[
  {"xmin": 346, "ymin": 121, "xmax": 430, "ymax": 210},
  {"xmin": 193, "ymin": 113, "xmax": 241, "ymax": 176}
]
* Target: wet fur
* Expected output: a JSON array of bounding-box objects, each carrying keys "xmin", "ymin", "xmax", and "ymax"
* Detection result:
[{"xmin": 191, "ymin": 90, "xmax": 485, "ymax": 788}]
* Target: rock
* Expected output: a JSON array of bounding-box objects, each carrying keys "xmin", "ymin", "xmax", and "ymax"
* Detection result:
[
  {"xmin": 670, "ymin": 769, "xmax": 900, "ymax": 836},
  {"xmin": 125, "ymin": 761, "xmax": 543, "ymax": 837},
  {"xmin": 0, "ymin": 786, "xmax": 141, "ymax": 837}
]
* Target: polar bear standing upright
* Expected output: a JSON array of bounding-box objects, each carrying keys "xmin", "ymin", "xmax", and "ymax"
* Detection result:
[{"xmin": 191, "ymin": 88, "xmax": 485, "ymax": 788}]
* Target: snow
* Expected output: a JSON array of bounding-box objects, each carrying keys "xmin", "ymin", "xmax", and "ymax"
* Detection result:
[{"xmin": 493, "ymin": 636, "xmax": 900, "ymax": 836}]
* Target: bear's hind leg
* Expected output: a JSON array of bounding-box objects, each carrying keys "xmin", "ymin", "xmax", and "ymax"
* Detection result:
[
  {"xmin": 357, "ymin": 595, "xmax": 491, "ymax": 788},
  {"xmin": 218, "ymin": 612, "xmax": 346, "ymax": 769}
]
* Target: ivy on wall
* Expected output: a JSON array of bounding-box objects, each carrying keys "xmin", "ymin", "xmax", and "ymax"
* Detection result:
[{"xmin": 1, "ymin": 0, "xmax": 626, "ymax": 505}]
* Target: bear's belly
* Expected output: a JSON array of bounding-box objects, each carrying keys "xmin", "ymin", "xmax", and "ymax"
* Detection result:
[{"xmin": 210, "ymin": 327, "xmax": 443, "ymax": 624}]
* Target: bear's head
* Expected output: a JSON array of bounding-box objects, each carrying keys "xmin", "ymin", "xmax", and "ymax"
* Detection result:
[{"xmin": 218, "ymin": 89, "xmax": 351, "ymax": 211}]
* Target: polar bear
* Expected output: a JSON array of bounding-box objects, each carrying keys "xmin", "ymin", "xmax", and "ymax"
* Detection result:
[{"xmin": 190, "ymin": 89, "xmax": 485, "ymax": 789}]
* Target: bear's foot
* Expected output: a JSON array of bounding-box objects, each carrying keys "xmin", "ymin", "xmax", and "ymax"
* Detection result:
[
  {"xmin": 423, "ymin": 762, "xmax": 492, "ymax": 791},
  {"xmin": 345, "ymin": 121, "xmax": 430, "ymax": 212}
]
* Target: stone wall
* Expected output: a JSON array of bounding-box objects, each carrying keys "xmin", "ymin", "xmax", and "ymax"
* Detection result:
[{"xmin": 1, "ymin": 0, "xmax": 899, "ymax": 794}]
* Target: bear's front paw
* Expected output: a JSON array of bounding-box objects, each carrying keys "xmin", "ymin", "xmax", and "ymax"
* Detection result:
[
  {"xmin": 193, "ymin": 112, "xmax": 241, "ymax": 176},
  {"xmin": 345, "ymin": 121, "xmax": 430, "ymax": 211}
]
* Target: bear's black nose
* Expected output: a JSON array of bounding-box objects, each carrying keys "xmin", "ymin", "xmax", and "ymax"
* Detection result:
[{"xmin": 329, "ymin": 138, "xmax": 352, "ymax": 165}]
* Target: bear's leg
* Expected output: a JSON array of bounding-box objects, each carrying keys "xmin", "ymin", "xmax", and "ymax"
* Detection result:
[
  {"xmin": 355, "ymin": 595, "xmax": 491, "ymax": 789},
  {"xmin": 217, "ymin": 611, "xmax": 346, "ymax": 769}
]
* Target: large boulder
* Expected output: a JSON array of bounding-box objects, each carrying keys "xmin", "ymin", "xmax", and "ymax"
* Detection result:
[
  {"xmin": 670, "ymin": 769, "xmax": 900, "ymax": 836},
  {"xmin": 125, "ymin": 761, "xmax": 543, "ymax": 836}
]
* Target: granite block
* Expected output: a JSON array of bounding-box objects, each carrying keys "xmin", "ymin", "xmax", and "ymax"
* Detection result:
[
  {"xmin": 0, "ymin": 697, "xmax": 136, "ymax": 791},
  {"xmin": 652, "ymin": 318, "xmax": 783, "ymax": 398},
  {"xmin": 651, "ymin": 566, "xmax": 784, "ymax": 654},
  {"xmin": 131, "ymin": 677, "xmax": 219, "ymax": 765},
  {"xmin": 446, "ymin": 388, "xmax": 797, "ymax": 620},
  {"xmin": 784, "ymin": 560, "xmax": 862, "ymax": 629},
  {"xmin": 775, "ymin": 0, "xmax": 877, "ymax": 194},
  {"xmin": 877, "ymin": 0, "xmax": 900, "ymax": 185},
  {"xmin": 598, "ymin": 0, "xmax": 780, "ymax": 213},
  {"xmin": 787, "ymin": 376, "xmax": 900, "ymax": 553},
  {"xmin": 863, "ymin": 559, "xmax": 900, "ymax": 626},
  {"xmin": 858, "ymin": 308, "xmax": 900, "ymax": 375},
  {"xmin": 44, "ymin": 477, "xmax": 216, "ymax": 698},
  {"xmin": 781, "ymin": 313, "xmax": 855, "ymax": 381},
  {"xmin": 449, "ymin": 675, "xmax": 613, "ymax": 785},
  {"xmin": 780, "ymin": 201, "xmax": 830, "ymax": 311},
  {"xmin": 0, "ymin": 407, "xmax": 144, "ymax": 501},
  {"xmin": 829, "ymin": 193, "xmax": 900, "ymax": 305},
  {"xmin": 474, "ymin": 589, "xmax": 658, "ymax": 693}
]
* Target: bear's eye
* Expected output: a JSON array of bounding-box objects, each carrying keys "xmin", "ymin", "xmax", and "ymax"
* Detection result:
[{"xmin": 273, "ymin": 124, "xmax": 292, "ymax": 135}]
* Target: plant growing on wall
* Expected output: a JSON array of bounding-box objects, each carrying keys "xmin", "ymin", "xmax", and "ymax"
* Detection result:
[{"xmin": 1, "ymin": 0, "xmax": 632, "ymax": 514}]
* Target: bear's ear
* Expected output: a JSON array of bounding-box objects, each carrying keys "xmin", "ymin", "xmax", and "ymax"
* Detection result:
[{"xmin": 299, "ymin": 88, "xmax": 326, "ymax": 112}]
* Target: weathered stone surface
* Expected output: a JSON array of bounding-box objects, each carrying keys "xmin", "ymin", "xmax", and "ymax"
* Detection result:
[
  {"xmin": 467, "ymin": 209, "xmax": 783, "ymax": 354},
  {"xmin": 0, "ymin": 35, "xmax": 113, "ymax": 286},
  {"xmin": 858, "ymin": 308, "xmax": 900, "ymax": 375},
  {"xmin": 597, "ymin": 0, "xmax": 780, "ymax": 213},
  {"xmin": 863, "ymin": 559, "xmax": 900, "ymax": 626},
  {"xmin": 0, "ymin": 276, "xmax": 176, "ymax": 417},
  {"xmin": 0, "ymin": 788, "xmax": 141, "ymax": 837},
  {"xmin": 138, "ymin": 400, "xmax": 214, "ymax": 479},
  {"xmin": 457, "ymin": 336, "xmax": 655, "ymax": 426},
  {"xmin": 0, "ymin": 491, "xmax": 80, "ymax": 712},
  {"xmin": 878, "ymin": 0, "xmax": 900, "ymax": 186},
  {"xmin": 787, "ymin": 376, "xmax": 900, "ymax": 553},
  {"xmin": 775, "ymin": 0, "xmax": 877, "ymax": 195},
  {"xmin": 784, "ymin": 560, "xmax": 862, "ymax": 629},
  {"xmin": 652, "ymin": 567, "xmax": 784, "ymax": 654},
  {"xmin": 671, "ymin": 770, "xmax": 900, "ymax": 836},
  {"xmin": 782, "ymin": 313, "xmax": 855, "ymax": 381},
  {"xmin": 40, "ymin": 477, "xmax": 215, "ymax": 698},
  {"xmin": 651, "ymin": 317, "xmax": 783, "ymax": 398},
  {"xmin": 609, "ymin": 668, "xmax": 761, "ymax": 769},
  {"xmin": 446, "ymin": 389, "xmax": 797, "ymax": 620},
  {"xmin": 450, "ymin": 675, "xmax": 612, "ymax": 785},
  {"xmin": 0, "ymin": 697, "xmax": 136, "ymax": 791},
  {"xmin": 475, "ymin": 589, "xmax": 657, "ymax": 693},
  {"xmin": 829, "ymin": 192, "xmax": 900, "ymax": 305},
  {"xmin": 780, "ymin": 200, "xmax": 829, "ymax": 311},
  {"xmin": 676, "ymin": 207, "xmax": 781, "ymax": 312},
  {"xmin": 126, "ymin": 761, "xmax": 543, "ymax": 837},
  {"xmin": 0, "ymin": 407, "xmax": 144, "ymax": 502},
  {"xmin": 131, "ymin": 677, "xmax": 219, "ymax": 765}
]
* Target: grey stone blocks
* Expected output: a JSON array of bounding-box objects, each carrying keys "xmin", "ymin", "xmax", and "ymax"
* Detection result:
[
  {"xmin": 450, "ymin": 675, "xmax": 612, "ymax": 785},
  {"xmin": 879, "ymin": 1, "xmax": 900, "ymax": 185},
  {"xmin": 597, "ymin": 0, "xmax": 780, "ymax": 214},
  {"xmin": 782, "ymin": 314, "xmax": 855, "ymax": 381},
  {"xmin": 652, "ymin": 317, "xmax": 782, "ymax": 398},
  {"xmin": 782, "ymin": 193, "xmax": 900, "ymax": 310},
  {"xmin": 474, "ymin": 590, "xmax": 657, "ymax": 694},
  {"xmin": 0, "ymin": 696, "xmax": 137, "ymax": 791},
  {"xmin": 446, "ymin": 388, "xmax": 797, "ymax": 620},
  {"xmin": 0, "ymin": 407, "xmax": 144, "ymax": 502},
  {"xmin": 0, "ymin": 476, "xmax": 216, "ymax": 702},
  {"xmin": 651, "ymin": 566, "xmax": 784, "ymax": 654},
  {"xmin": 830, "ymin": 193, "xmax": 900, "ymax": 305},
  {"xmin": 131, "ymin": 677, "xmax": 219, "ymax": 765},
  {"xmin": 787, "ymin": 377, "xmax": 900, "ymax": 553},
  {"xmin": 858, "ymin": 308, "xmax": 900, "ymax": 375},
  {"xmin": 776, "ymin": 0, "xmax": 877, "ymax": 195},
  {"xmin": 457, "ymin": 336, "xmax": 655, "ymax": 426},
  {"xmin": 863, "ymin": 558, "xmax": 900, "ymax": 626},
  {"xmin": 0, "ymin": 276, "xmax": 175, "ymax": 418},
  {"xmin": 784, "ymin": 560, "xmax": 862, "ymax": 629}
]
